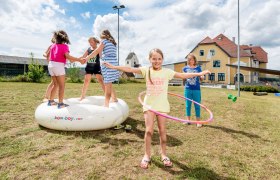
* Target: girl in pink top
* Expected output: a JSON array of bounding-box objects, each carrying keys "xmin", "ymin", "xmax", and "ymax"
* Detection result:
[{"xmin": 48, "ymin": 30, "xmax": 82, "ymax": 108}]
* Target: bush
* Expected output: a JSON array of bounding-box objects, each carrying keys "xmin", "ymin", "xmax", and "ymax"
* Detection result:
[
  {"xmin": 13, "ymin": 74, "xmax": 31, "ymax": 82},
  {"xmin": 240, "ymin": 85, "xmax": 279, "ymax": 93},
  {"xmin": 27, "ymin": 53, "xmax": 46, "ymax": 82},
  {"xmin": 0, "ymin": 75, "xmax": 31, "ymax": 82},
  {"xmin": 118, "ymin": 78, "xmax": 127, "ymax": 84},
  {"xmin": 90, "ymin": 78, "xmax": 97, "ymax": 83},
  {"xmin": 66, "ymin": 63, "xmax": 83, "ymax": 83}
]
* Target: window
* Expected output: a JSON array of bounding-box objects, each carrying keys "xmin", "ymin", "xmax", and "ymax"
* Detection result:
[
  {"xmin": 213, "ymin": 60, "xmax": 220, "ymax": 68},
  {"xmin": 126, "ymin": 61, "xmax": 129, "ymax": 64},
  {"xmin": 218, "ymin": 73, "xmax": 225, "ymax": 81},
  {"xmin": 210, "ymin": 49, "xmax": 215, "ymax": 56},
  {"xmin": 209, "ymin": 73, "xmax": 215, "ymax": 81},
  {"xmin": 199, "ymin": 50, "xmax": 204, "ymax": 56}
]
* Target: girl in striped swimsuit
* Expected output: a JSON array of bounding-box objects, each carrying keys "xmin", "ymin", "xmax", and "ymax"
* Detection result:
[{"xmin": 84, "ymin": 30, "xmax": 119, "ymax": 107}]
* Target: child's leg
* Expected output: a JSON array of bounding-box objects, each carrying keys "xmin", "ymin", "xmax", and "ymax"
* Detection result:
[
  {"xmin": 80, "ymin": 74, "xmax": 92, "ymax": 100},
  {"xmin": 185, "ymin": 89, "xmax": 193, "ymax": 120},
  {"xmin": 43, "ymin": 80, "xmax": 54, "ymax": 100},
  {"xmin": 49, "ymin": 76, "xmax": 58, "ymax": 101},
  {"xmin": 193, "ymin": 90, "xmax": 201, "ymax": 120},
  {"xmin": 140, "ymin": 111, "xmax": 155, "ymax": 169},
  {"xmin": 104, "ymin": 83, "xmax": 112, "ymax": 107},
  {"xmin": 143, "ymin": 111, "xmax": 156, "ymax": 158},
  {"xmin": 157, "ymin": 115, "xmax": 172, "ymax": 167},
  {"xmin": 95, "ymin": 74, "xmax": 105, "ymax": 92},
  {"xmin": 110, "ymin": 85, "xmax": 118, "ymax": 102},
  {"xmin": 156, "ymin": 115, "xmax": 167, "ymax": 157},
  {"xmin": 56, "ymin": 75, "xmax": 65, "ymax": 103}
]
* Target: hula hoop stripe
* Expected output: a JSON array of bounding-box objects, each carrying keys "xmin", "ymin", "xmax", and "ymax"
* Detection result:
[{"xmin": 138, "ymin": 91, "xmax": 214, "ymax": 124}]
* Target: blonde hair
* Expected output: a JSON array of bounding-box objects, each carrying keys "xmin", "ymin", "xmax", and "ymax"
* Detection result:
[
  {"xmin": 186, "ymin": 53, "xmax": 197, "ymax": 66},
  {"xmin": 88, "ymin": 37, "xmax": 100, "ymax": 44},
  {"xmin": 148, "ymin": 48, "xmax": 164, "ymax": 85},
  {"xmin": 100, "ymin": 30, "xmax": 116, "ymax": 46}
]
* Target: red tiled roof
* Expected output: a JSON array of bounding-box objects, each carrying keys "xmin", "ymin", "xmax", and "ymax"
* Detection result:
[
  {"xmin": 212, "ymin": 34, "xmax": 251, "ymax": 57},
  {"xmin": 250, "ymin": 46, "xmax": 268, "ymax": 63},
  {"xmin": 194, "ymin": 34, "xmax": 268, "ymax": 63},
  {"xmin": 199, "ymin": 36, "xmax": 214, "ymax": 44}
]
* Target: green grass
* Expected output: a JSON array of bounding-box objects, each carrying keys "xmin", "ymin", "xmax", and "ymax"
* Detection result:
[{"xmin": 0, "ymin": 82, "xmax": 280, "ymax": 179}]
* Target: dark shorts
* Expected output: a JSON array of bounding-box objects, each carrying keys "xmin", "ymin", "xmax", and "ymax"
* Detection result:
[{"xmin": 85, "ymin": 63, "xmax": 101, "ymax": 75}]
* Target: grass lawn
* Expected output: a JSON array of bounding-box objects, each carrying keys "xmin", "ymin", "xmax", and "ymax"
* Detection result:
[{"xmin": 0, "ymin": 82, "xmax": 280, "ymax": 179}]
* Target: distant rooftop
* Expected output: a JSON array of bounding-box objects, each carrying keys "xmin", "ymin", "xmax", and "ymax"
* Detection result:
[{"xmin": 0, "ymin": 55, "xmax": 48, "ymax": 66}]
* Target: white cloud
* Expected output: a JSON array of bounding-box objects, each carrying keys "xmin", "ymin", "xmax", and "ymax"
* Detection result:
[
  {"xmin": 81, "ymin": 11, "xmax": 91, "ymax": 19},
  {"xmin": 0, "ymin": 0, "xmax": 84, "ymax": 59},
  {"xmin": 0, "ymin": 0, "xmax": 279, "ymax": 71},
  {"xmin": 95, "ymin": 0, "xmax": 280, "ymax": 70},
  {"xmin": 66, "ymin": 0, "xmax": 91, "ymax": 3}
]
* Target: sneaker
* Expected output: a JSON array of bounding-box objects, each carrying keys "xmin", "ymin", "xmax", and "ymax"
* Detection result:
[{"xmin": 197, "ymin": 124, "xmax": 202, "ymax": 128}]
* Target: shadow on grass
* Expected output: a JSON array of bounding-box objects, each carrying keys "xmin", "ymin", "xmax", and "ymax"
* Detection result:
[
  {"xmin": 38, "ymin": 117, "xmax": 182, "ymax": 147},
  {"xmin": 125, "ymin": 117, "xmax": 183, "ymax": 147},
  {"xmin": 204, "ymin": 125, "xmax": 270, "ymax": 142},
  {"xmin": 152, "ymin": 158, "xmax": 235, "ymax": 180}
]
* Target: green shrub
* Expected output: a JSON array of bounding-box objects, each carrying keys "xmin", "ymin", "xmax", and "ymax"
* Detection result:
[
  {"xmin": 127, "ymin": 79, "xmax": 143, "ymax": 83},
  {"xmin": 66, "ymin": 63, "xmax": 83, "ymax": 83},
  {"xmin": 90, "ymin": 78, "xmax": 97, "ymax": 83},
  {"xmin": 240, "ymin": 85, "xmax": 279, "ymax": 93},
  {"xmin": 0, "ymin": 75, "xmax": 31, "ymax": 82},
  {"xmin": 118, "ymin": 78, "xmax": 127, "ymax": 84},
  {"xmin": 26, "ymin": 53, "xmax": 46, "ymax": 82},
  {"xmin": 13, "ymin": 74, "xmax": 30, "ymax": 82}
]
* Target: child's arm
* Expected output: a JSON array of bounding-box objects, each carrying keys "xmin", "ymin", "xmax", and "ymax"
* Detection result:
[
  {"xmin": 43, "ymin": 45, "xmax": 52, "ymax": 60},
  {"xmin": 174, "ymin": 70, "xmax": 211, "ymax": 79},
  {"xmin": 85, "ymin": 43, "xmax": 104, "ymax": 61},
  {"xmin": 65, "ymin": 53, "xmax": 83, "ymax": 63},
  {"xmin": 103, "ymin": 62, "xmax": 142, "ymax": 74}
]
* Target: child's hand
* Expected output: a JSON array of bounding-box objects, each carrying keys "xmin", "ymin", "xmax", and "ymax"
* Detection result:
[
  {"xmin": 201, "ymin": 70, "xmax": 211, "ymax": 75},
  {"xmin": 103, "ymin": 62, "xmax": 114, "ymax": 69},
  {"xmin": 79, "ymin": 58, "xmax": 86, "ymax": 64}
]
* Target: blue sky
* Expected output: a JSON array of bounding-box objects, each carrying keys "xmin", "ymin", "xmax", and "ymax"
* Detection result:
[{"xmin": 0, "ymin": 0, "xmax": 279, "ymax": 70}]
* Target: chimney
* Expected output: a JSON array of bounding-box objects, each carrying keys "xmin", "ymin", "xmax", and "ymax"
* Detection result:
[{"xmin": 232, "ymin": 37, "xmax": 235, "ymax": 43}]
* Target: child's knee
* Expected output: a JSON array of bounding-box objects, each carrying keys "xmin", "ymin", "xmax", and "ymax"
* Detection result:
[{"xmin": 145, "ymin": 129, "xmax": 153, "ymax": 137}]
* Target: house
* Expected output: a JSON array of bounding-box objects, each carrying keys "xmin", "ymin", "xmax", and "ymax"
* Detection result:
[
  {"xmin": 163, "ymin": 34, "xmax": 268, "ymax": 85},
  {"xmin": 0, "ymin": 55, "xmax": 48, "ymax": 76},
  {"xmin": 125, "ymin": 52, "xmax": 143, "ymax": 79}
]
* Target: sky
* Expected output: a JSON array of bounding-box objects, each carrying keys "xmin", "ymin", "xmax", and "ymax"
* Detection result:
[{"xmin": 0, "ymin": 0, "xmax": 279, "ymax": 70}]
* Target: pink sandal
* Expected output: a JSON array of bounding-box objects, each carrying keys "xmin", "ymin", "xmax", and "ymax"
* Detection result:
[
  {"xmin": 140, "ymin": 157, "xmax": 151, "ymax": 169},
  {"xmin": 162, "ymin": 157, "xmax": 173, "ymax": 167}
]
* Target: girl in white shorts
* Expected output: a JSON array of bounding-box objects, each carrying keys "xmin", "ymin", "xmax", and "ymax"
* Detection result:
[{"xmin": 48, "ymin": 30, "xmax": 83, "ymax": 108}]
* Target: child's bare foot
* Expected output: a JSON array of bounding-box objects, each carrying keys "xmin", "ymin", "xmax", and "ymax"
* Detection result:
[
  {"xmin": 43, "ymin": 98, "xmax": 48, "ymax": 102},
  {"xmin": 79, "ymin": 96, "xmax": 85, "ymax": 101},
  {"xmin": 103, "ymin": 104, "xmax": 109, "ymax": 108},
  {"xmin": 110, "ymin": 99, "xmax": 118, "ymax": 103}
]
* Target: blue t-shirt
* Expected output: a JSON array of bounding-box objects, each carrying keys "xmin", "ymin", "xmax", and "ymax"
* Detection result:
[{"xmin": 182, "ymin": 66, "xmax": 202, "ymax": 90}]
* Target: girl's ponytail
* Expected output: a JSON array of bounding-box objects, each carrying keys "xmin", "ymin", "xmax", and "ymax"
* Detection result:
[{"xmin": 148, "ymin": 67, "xmax": 153, "ymax": 85}]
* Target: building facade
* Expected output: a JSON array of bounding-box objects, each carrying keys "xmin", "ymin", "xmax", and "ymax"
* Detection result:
[
  {"xmin": 163, "ymin": 34, "xmax": 268, "ymax": 85},
  {"xmin": 0, "ymin": 55, "xmax": 48, "ymax": 76},
  {"xmin": 124, "ymin": 52, "xmax": 143, "ymax": 79}
]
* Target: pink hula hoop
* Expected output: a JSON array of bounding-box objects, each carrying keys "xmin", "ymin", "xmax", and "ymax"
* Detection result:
[{"xmin": 138, "ymin": 91, "xmax": 214, "ymax": 124}]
